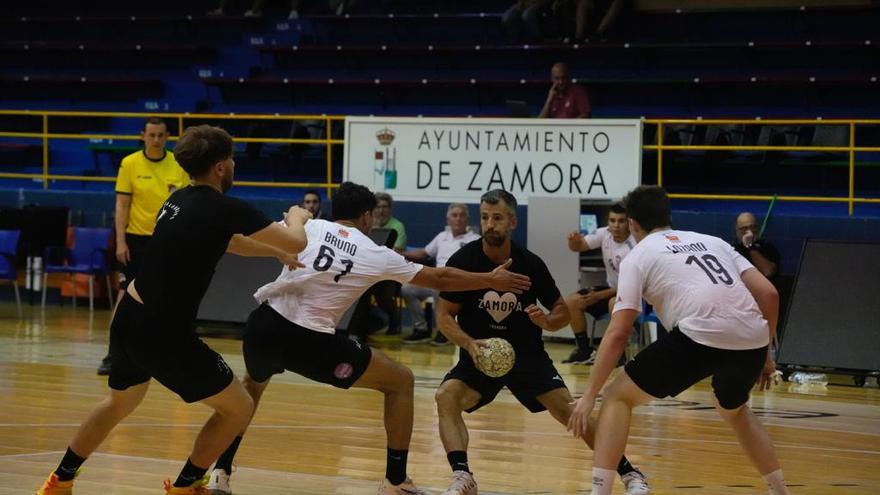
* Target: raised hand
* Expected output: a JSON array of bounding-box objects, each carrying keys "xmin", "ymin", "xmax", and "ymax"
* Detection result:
[{"xmin": 489, "ymin": 259, "xmax": 531, "ymax": 294}]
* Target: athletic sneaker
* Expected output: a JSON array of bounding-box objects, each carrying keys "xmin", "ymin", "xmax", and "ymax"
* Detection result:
[
  {"xmin": 377, "ymin": 476, "xmax": 431, "ymax": 494},
  {"xmin": 206, "ymin": 469, "xmax": 231, "ymax": 495},
  {"xmin": 562, "ymin": 347, "xmax": 595, "ymax": 364},
  {"xmin": 402, "ymin": 329, "xmax": 432, "ymax": 344},
  {"xmin": 35, "ymin": 472, "xmax": 77, "ymax": 495},
  {"xmin": 164, "ymin": 476, "xmax": 210, "ymax": 495},
  {"xmin": 430, "ymin": 332, "xmax": 449, "ymax": 346},
  {"xmin": 441, "ymin": 470, "xmax": 477, "ymax": 495},
  {"xmin": 621, "ymin": 470, "xmax": 650, "ymax": 495}
]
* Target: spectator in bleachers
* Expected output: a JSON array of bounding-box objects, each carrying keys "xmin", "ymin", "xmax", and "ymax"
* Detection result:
[
  {"xmin": 400, "ymin": 203, "xmax": 481, "ymax": 345},
  {"xmin": 502, "ymin": 0, "xmax": 554, "ymax": 43},
  {"xmin": 538, "ymin": 62, "xmax": 591, "ymax": 119},
  {"xmin": 97, "ymin": 117, "xmax": 190, "ymax": 376},
  {"xmin": 302, "ymin": 190, "xmax": 331, "ymax": 220},
  {"xmin": 208, "ymin": 0, "xmax": 355, "ymax": 18},
  {"xmin": 555, "ymin": 0, "xmax": 627, "ymax": 43},
  {"xmin": 367, "ymin": 192, "xmax": 408, "ymax": 336},
  {"xmin": 733, "ymin": 212, "xmax": 780, "ymax": 282}
]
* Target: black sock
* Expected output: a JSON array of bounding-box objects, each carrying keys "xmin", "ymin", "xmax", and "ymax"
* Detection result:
[
  {"xmin": 385, "ymin": 448, "xmax": 408, "ymax": 485},
  {"xmin": 214, "ymin": 436, "xmax": 243, "ymax": 475},
  {"xmin": 616, "ymin": 456, "xmax": 636, "ymax": 476},
  {"xmin": 447, "ymin": 450, "xmax": 471, "ymax": 473},
  {"xmin": 54, "ymin": 447, "xmax": 86, "ymax": 481},
  {"xmin": 574, "ymin": 331, "xmax": 591, "ymax": 353},
  {"xmin": 174, "ymin": 458, "xmax": 208, "ymax": 487}
]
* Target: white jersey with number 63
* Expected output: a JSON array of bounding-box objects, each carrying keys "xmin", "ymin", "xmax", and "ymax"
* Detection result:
[{"xmin": 254, "ymin": 219, "xmax": 423, "ymax": 334}]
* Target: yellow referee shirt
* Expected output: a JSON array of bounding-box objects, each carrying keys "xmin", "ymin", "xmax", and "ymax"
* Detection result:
[{"xmin": 115, "ymin": 150, "xmax": 190, "ymax": 236}]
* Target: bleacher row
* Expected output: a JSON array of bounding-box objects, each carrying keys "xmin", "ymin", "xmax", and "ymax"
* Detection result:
[{"xmin": 2, "ymin": 1, "xmax": 878, "ymax": 117}]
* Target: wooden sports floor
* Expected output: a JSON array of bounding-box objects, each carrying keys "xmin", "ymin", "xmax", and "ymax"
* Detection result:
[{"xmin": 0, "ymin": 304, "xmax": 877, "ymax": 494}]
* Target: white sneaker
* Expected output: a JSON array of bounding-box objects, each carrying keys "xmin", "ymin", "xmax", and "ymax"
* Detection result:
[
  {"xmin": 621, "ymin": 470, "xmax": 650, "ymax": 495},
  {"xmin": 243, "ymin": 9, "xmax": 262, "ymax": 17},
  {"xmin": 207, "ymin": 469, "xmax": 232, "ymax": 495},
  {"xmin": 287, "ymin": 9, "xmax": 299, "ymax": 20},
  {"xmin": 441, "ymin": 471, "xmax": 477, "ymax": 495},
  {"xmin": 378, "ymin": 476, "xmax": 430, "ymax": 495}
]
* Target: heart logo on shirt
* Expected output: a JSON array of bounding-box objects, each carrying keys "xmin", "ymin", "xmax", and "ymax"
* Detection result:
[{"xmin": 481, "ymin": 291, "xmax": 519, "ymax": 323}]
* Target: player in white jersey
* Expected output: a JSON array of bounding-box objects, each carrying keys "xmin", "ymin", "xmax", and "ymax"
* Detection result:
[
  {"xmin": 563, "ymin": 202, "xmax": 636, "ymax": 364},
  {"xmin": 568, "ymin": 186, "xmax": 791, "ymax": 495},
  {"xmin": 207, "ymin": 182, "xmax": 530, "ymax": 495}
]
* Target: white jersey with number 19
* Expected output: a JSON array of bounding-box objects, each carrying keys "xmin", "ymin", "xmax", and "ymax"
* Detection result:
[
  {"xmin": 613, "ymin": 229, "xmax": 769, "ymax": 350},
  {"xmin": 254, "ymin": 219, "xmax": 423, "ymax": 334}
]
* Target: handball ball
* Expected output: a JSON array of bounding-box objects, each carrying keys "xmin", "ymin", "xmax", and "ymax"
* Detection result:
[{"xmin": 475, "ymin": 338, "xmax": 515, "ymax": 377}]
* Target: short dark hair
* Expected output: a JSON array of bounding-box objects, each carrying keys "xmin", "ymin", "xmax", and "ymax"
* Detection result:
[
  {"xmin": 480, "ymin": 189, "xmax": 517, "ymax": 214},
  {"xmin": 303, "ymin": 190, "xmax": 320, "ymax": 200},
  {"xmin": 144, "ymin": 117, "xmax": 167, "ymax": 131},
  {"xmin": 374, "ymin": 192, "xmax": 393, "ymax": 207},
  {"xmin": 173, "ymin": 125, "xmax": 234, "ymax": 177},
  {"xmin": 609, "ymin": 201, "xmax": 627, "ymax": 216},
  {"xmin": 623, "ymin": 185, "xmax": 671, "ymax": 232},
  {"xmin": 332, "ymin": 182, "xmax": 377, "ymax": 220}
]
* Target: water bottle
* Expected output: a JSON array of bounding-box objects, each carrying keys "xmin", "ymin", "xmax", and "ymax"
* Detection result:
[{"xmin": 789, "ymin": 372, "xmax": 828, "ymax": 387}]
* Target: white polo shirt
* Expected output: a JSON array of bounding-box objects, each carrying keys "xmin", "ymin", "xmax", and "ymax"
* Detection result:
[
  {"xmin": 425, "ymin": 227, "xmax": 481, "ymax": 268},
  {"xmin": 584, "ymin": 227, "xmax": 636, "ymax": 288},
  {"xmin": 254, "ymin": 219, "xmax": 423, "ymax": 334},
  {"xmin": 613, "ymin": 229, "xmax": 769, "ymax": 350}
]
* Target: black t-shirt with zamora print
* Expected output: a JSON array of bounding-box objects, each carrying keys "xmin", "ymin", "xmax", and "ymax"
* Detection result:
[
  {"xmin": 440, "ymin": 239, "xmax": 561, "ymax": 362},
  {"xmin": 135, "ymin": 185, "xmax": 272, "ymax": 323}
]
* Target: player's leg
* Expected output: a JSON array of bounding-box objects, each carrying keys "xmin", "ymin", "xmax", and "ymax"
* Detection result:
[
  {"xmin": 435, "ymin": 367, "xmax": 493, "ymax": 495},
  {"xmin": 36, "ymin": 382, "xmax": 150, "ymax": 495},
  {"xmin": 590, "ymin": 372, "xmax": 655, "ymax": 495},
  {"xmin": 712, "ymin": 347, "xmax": 791, "ymax": 495}
]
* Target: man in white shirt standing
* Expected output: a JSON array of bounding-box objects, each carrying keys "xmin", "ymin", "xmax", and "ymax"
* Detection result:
[
  {"xmin": 206, "ymin": 182, "xmax": 530, "ymax": 495},
  {"xmin": 563, "ymin": 202, "xmax": 635, "ymax": 364},
  {"xmin": 568, "ymin": 186, "xmax": 791, "ymax": 495},
  {"xmin": 401, "ymin": 203, "xmax": 481, "ymax": 344}
]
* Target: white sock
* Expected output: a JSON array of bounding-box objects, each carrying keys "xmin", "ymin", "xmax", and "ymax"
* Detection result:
[
  {"xmin": 590, "ymin": 467, "xmax": 615, "ymax": 495},
  {"xmin": 763, "ymin": 469, "xmax": 790, "ymax": 495}
]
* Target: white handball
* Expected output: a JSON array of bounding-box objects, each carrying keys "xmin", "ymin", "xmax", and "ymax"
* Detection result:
[{"xmin": 475, "ymin": 338, "xmax": 516, "ymax": 377}]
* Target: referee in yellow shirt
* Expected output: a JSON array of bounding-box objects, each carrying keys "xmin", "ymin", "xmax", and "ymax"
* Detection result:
[{"xmin": 97, "ymin": 118, "xmax": 190, "ymax": 375}]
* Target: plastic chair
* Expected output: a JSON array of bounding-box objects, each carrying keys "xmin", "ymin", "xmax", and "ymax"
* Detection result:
[
  {"xmin": 41, "ymin": 227, "xmax": 114, "ymax": 312},
  {"xmin": 0, "ymin": 230, "xmax": 22, "ymax": 317}
]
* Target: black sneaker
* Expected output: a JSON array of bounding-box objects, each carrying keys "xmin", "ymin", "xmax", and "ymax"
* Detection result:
[
  {"xmin": 96, "ymin": 354, "xmax": 112, "ymax": 375},
  {"xmin": 562, "ymin": 347, "xmax": 595, "ymax": 364},
  {"xmin": 385, "ymin": 325, "xmax": 402, "ymax": 336},
  {"xmin": 403, "ymin": 329, "xmax": 432, "ymax": 344},
  {"xmin": 430, "ymin": 332, "xmax": 449, "ymax": 346}
]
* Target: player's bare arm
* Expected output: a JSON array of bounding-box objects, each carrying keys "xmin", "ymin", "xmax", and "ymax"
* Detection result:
[
  {"xmin": 525, "ymin": 296, "xmax": 570, "ymax": 331},
  {"xmin": 409, "ymin": 258, "xmax": 531, "ymax": 294}
]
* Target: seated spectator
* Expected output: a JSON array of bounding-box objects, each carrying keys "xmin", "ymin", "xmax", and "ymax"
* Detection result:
[
  {"xmin": 555, "ymin": 0, "xmax": 628, "ymax": 43},
  {"xmin": 400, "ymin": 203, "xmax": 480, "ymax": 345},
  {"xmin": 209, "ymin": 0, "xmax": 356, "ymax": 19},
  {"xmin": 353, "ymin": 192, "xmax": 408, "ymax": 339},
  {"xmin": 563, "ymin": 202, "xmax": 634, "ymax": 364},
  {"xmin": 538, "ymin": 62, "xmax": 591, "ymax": 119},
  {"xmin": 502, "ymin": 0, "xmax": 554, "ymax": 43},
  {"xmin": 733, "ymin": 212, "xmax": 780, "ymax": 282},
  {"xmin": 302, "ymin": 189, "xmax": 331, "ymax": 220}
]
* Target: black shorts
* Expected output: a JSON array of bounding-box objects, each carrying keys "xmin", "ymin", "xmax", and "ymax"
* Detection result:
[
  {"xmin": 243, "ymin": 303, "xmax": 373, "ymax": 388},
  {"xmin": 108, "ymin": 294, "xmax": 234, "ymax": 403},
  {"xmin": 118, "ymin": 233, "xmax": 151, "ymax": 290},
  {"xmin": 624, "ymin": 327, "xmax": 768, "ymax": 410},
  {"xmin": 442, "ymin": 351, "xmax": 568, "ymax": 413},
  {"xmin": 577, "ymin": 286, "xmax": 613, "ymax": 319}
]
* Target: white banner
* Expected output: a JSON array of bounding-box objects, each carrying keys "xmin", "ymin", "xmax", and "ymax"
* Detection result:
[{"xmin": 343, "ymin": 116, "xmax": 642, "ymax": 204}]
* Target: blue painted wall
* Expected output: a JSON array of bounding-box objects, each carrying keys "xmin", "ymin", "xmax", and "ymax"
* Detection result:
[{"xmin": 2, "ymin": 187, "xmax": 878, "ymax": 276}]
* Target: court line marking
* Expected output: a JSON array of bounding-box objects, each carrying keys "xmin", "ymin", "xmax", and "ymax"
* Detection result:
[
  {"xmin": 1, "ymin": 424, "xmax": 877, "ymax": 456},
  {"xmin": 0, "ymin": 450, "xmax": 64, "ymax": 459}
]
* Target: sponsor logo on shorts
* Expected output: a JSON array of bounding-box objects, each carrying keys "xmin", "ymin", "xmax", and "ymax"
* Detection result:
[
  {"xmin": 217, "ymin": 356, "xmax": 232, "ymax": 375},
  {"xmin": 334, "ymin": 362, "xmax": 354, "ymax": 380}
]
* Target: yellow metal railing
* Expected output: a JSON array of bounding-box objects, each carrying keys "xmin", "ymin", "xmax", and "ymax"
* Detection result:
[
  {"xmin": 0, "ymin": 110, "xmax": 345, "ymax": 198},
  {"xmin": 644, "ymin": 119, "xmax": 880, "ymax": 215},
  {"xmin": 1, "ymin": 112, "xmax": 879, "ymax": 214}
]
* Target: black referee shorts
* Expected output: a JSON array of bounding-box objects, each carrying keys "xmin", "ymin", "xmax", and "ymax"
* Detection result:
[
  {"xmin": 624, "ymin": 327, "xmax": 768, "ymax": 410},
  {"xmin": 243, "ymin": 303, "xmax": 373, "ymax": 388},
  {"xmin": 108, "ymin": 293, "xmax": 234, "ymax": 403}
]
